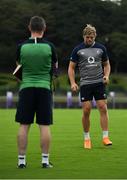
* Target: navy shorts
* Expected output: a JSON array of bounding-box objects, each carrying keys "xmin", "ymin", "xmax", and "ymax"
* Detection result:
[
  {"xmin": 15, "ymin": 87, "xmax": 53, "ymax": 125},
  {"xmin": 80, "ymin": 82, "xmax": 107, "ymax": 102}
]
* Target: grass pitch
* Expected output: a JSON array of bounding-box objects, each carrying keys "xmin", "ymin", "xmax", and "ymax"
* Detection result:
[{"xmin": 0, "ymin": 109, "xmax": 127, "ymax": 179}]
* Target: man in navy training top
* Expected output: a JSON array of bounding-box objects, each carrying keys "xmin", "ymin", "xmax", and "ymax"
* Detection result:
[{"xmin": 68, "ymin": 24, "xmax": 112, "ymax": 149}]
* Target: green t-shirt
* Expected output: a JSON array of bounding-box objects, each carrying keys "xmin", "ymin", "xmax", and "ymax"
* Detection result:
[{"xmin": 16, "ymin": 38, "xmax": 58, "ymax": 90}]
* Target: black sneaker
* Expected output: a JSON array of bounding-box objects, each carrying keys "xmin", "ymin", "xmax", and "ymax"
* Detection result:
[
  {"xmin": 18, "ymin": 164, "xmax": 26, "ymax": 168},
  {"xmin": 42, "ymin": 162, "xmax": 53, "ymax": 168}
]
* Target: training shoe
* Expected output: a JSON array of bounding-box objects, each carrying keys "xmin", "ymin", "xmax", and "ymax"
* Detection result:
[
  {"xmin": 103, "ymin": 137, "xmax": 112, "ymax": 146},
  {"xmin": 42, "ymin": 162, "xmax": 53, "ymax": 168},
  {"xmin": 84, "ymin": 139, "xmax": 92, "ymax": 149},
  {"xmin": 18, "ymin": 164, "xmax": 26, "ymax": 168}
]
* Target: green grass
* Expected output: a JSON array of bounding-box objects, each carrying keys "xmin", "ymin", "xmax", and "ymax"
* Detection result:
[{"xmin": 0, "ymin": 109, "xmax": 127, "ymax": 179}]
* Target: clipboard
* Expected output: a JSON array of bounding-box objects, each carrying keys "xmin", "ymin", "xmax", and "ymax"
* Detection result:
[{"xmin": 13, "ymin": 64, "xmax": 22, "ymax": 81}]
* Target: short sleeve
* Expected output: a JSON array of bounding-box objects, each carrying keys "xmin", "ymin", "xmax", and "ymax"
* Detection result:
[
  {"xmin": 50, "ymin": 43, "xmax": 58, "ymax": 63},
  {"xmin": 70, "ymin": 47, "xmax": 79, "ymax": 63},
  {"xmin": 102, "ymin": 45, "xmax": 109, "ymax": 62},
  {"xmin": 16, "ymin": 44, "xmax": 22, "ymax": 63}
]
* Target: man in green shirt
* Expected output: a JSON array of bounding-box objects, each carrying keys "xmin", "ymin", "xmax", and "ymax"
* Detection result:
[{"xmin": 15, "ymin": 16, "xmax": 58, "ymax": 168}]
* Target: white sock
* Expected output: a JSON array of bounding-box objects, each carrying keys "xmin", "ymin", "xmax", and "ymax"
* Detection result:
[
  {"xmin": 42, "ymin": 153, "xmax": 49, "ymax": 164},
  {"xmin": 18, "ymin": 155, "xmax": 26, "ymax": 165},
  {"xmin": 84, "ymin": 132, "xmax": 90, "ymax": 140},
  {"xmin": 103, "ymin": 131, "xmax": 108, "ymax": 138}
]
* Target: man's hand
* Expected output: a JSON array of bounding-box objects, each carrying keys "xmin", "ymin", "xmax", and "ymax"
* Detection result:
[
  {"xmin": 71, "ymin": 82, "xmax": 79, "ymax": 92},
  {"xmin": 103, "ymin": 76, "xmax": 109, "ymax": 85}
]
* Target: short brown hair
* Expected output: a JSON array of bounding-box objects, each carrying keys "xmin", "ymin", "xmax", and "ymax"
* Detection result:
[
  {"xmin": 29, "ymin": 16, "xmax": 46, "ymax": 32},
  {"xmin": 83, "ymin": 24, "xmax": 96, "ymax": 36}
]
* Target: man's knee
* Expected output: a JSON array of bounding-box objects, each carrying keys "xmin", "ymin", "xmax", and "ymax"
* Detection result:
[
  {"xmin": 83, "ymin": 106, "xmax": 91, "ymax": 116},
  {"xmin": 98, "ymin": 103, "xmax": 107, "ymax": 112}
]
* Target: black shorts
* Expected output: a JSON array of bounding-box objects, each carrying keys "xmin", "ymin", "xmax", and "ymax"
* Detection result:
[
  {"xmin": 80, "ymin": 82, "xmax": 107, "ymax": 102},
  {"xmin": 15, "ymin": 87, "xmax": 53, "ymax": 125}
]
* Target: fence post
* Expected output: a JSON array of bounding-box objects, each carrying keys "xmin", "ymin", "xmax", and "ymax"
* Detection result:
[
  {"xmin": 6, "ymin": 91, "xmax": 13, "ymax": 108},
  {"xmin": 67, "ymin": 91, "xmax": 72, "ymax": 108},
  {"xmin": 109, "ymin": 91, "xmax": 115, "ymax": 109}
]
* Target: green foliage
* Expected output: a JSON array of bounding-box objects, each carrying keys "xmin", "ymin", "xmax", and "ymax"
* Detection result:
[
  {"xmin": 55, "ymin": 73, "xmax": 127, "ymax": 94},
  {"xmin": 0, "ymin": 73, "xmax": 18, "ymax": 95},
  {"xmin": 0, "ymin": 0, "xmax": 54, "ymax": 71},
  {"xmin": 0, "ymin": 0, "xmax": 127, "ymax": 72},
  {"xmin": 108, "ymin": 32, "xmax": 127, "ymax": 73},
  {"xmin": 109, "ymin": 74, "xmax": 127, "ymax": 92},
  {"xmin": 53, "ymin": 73, "xmax": 70, "ymax": 94},
  {"xmin": 0, "ymin": 73, "xmax": 127, "ymax": 95}
]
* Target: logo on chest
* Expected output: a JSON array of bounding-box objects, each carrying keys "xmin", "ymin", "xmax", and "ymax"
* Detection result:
[{"xmin": 88, "ymin": 56, "xmax": 95, "ymax": 64}]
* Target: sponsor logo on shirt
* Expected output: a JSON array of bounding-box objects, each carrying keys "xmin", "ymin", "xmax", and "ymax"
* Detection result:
[
  {"xmin": 86, "ymin": 56, "xmax": 97, "ymax": 67},
  {"xmin": 88, "ymin": 56, "xmax": 95, "ymax": 64}
]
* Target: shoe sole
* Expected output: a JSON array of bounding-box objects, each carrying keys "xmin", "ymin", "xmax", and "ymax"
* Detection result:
[
  {"xmin": 103, "ymin": 143, "xmax": 112, "ymax": 146},
  {"xmin": 17, "ymin": 164, "xmax": 26, "ymax": 168},
  {"xmin": 42, "ymin": 163, "xmax": 53, "ymax": 168}
]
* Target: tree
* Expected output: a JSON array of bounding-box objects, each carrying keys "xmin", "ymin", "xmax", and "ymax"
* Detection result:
[
  {"xmin": 106, "ymin": 32, "xmax": 127, "ymax": 73},
  {"xmin": 0, "ymin": 0, "xmax": 127, "ymax": 73},
  {"xmin": 0, "ymin": 0, "xmax": 54, "ymax": 71}
]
